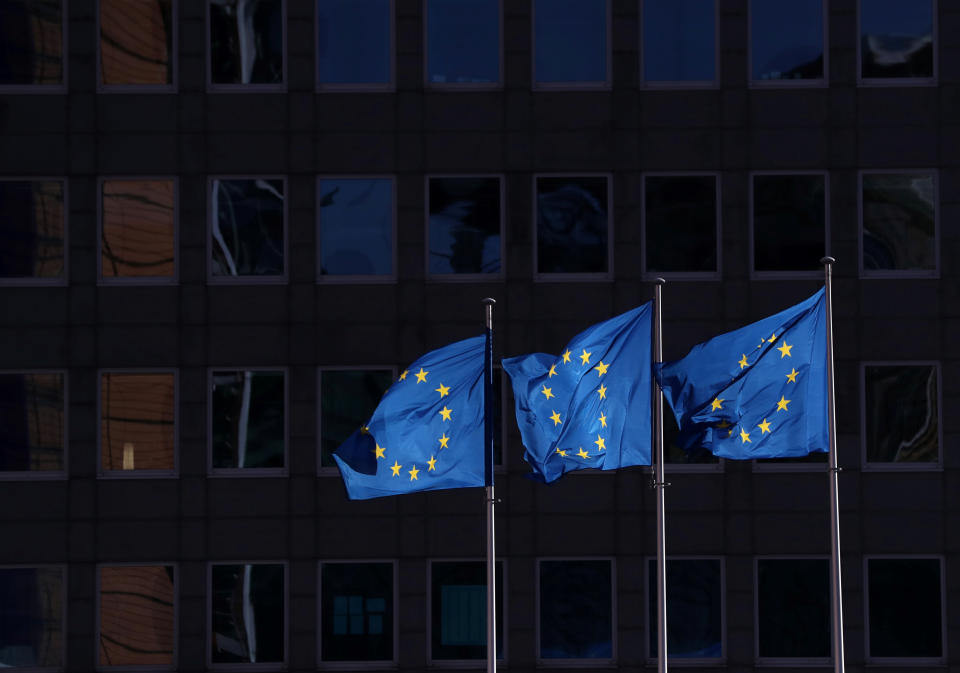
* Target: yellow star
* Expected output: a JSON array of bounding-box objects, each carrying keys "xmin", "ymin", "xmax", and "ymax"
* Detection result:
[
  {"xmin": 776, "ymin": 396, "xmax": 790, "ymax": 412},
  {"xmin": 562, "ymin": 350, "xmax": 572, "ymax": 363},
  {"xmin": 594, "ymin": 435, "xmax": 606, "ymax": 451},
  {"xmin": 360, "ymin": 425, "xmax": 370, "ymax": 434},
  {"xmin": 579, "ymin": 349, "xmax": 591, "ymax": 365},
  {"xmin": 399, "ymin": 370, "xmax": 408, "ymax": 381},
  {"xmin": 427, "ymin": 455, "xmax": 437, "ymax": 471},
  {"xmin": 548, "ymin": 364, "xmax": 558, "ymax": 378},
  {"xmin": 595, "ymin": 361, "xmax": 609, "ymax": 377},
  {"xmin": 415, "ymin": 368, "xmax": 428, "ymax": 383},
  {"xmin": 711, "ymin": 397, "xmax": 724, "ymax": 411},
  {"xmin": 770, "ymin": 333, "xmax": 778, "ymax": 344},
  {"xmin": 717, "ymin": 420, "xmax": 730, "ymax": 429},
  {"xmin": 738, "ymin": 354, "xmax": 749, "ymax": 369},
  {"xmin": 577, "ymin": 448, "xmax": 589, "ymax": 459},
  {"xmin": 390, "ymin": 461, "xmax": 402, "ymax": 477},
  {"xmin": 374, "ymin": 443, "xmax": 385, "ymax": 459},
  {"xmin": 740, "ymin": 428, "xmax": 751, "ymax": 443},
  {"xmin": 541, "ymin": 385, "xmax": 554, "ymax": 400},
  {"xmin": 439, "ymin": 406, "xmax": 452, "ymax": 421},
  {"xmin": 555, "ymin": 447, "xmax": 568, "ymax": 457},
  {"xmin": 727, "ymin": 427, "xmax": 734, "ymax": 438},
  {"xmin": 550, "ymin": 410, "xmax": 562, "ymax": 426},
  {"xmin": 758, "ymin": 418, "xmax": 772, "ymax": 434},
  {"xmin": 408, "ymin": 465, "xmax": 419, "ymax": 481},
  {"xmin": 786, "ymin": 368, "xmax": 798, "ymax": 383},
  {"xmin": 599, "ymin": 412, "xmax": 607, "ymax": 428},
  {"xmin": 435, "ymin": 382, "xmax": 450, "ymax": 397},
  {"xmin": 438, "ymin": 433, "xmax": 449, "ymax": 449},
  {"xmin": 777, "ymin": 341, "xmax": 793, "ymax": 358},
  {"xmin": 597, "ymin": 384, "xmax": 607, "ymax": 400}
]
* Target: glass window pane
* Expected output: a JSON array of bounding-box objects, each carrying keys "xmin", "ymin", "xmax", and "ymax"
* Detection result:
[
  {"xmin": 209, "ymin": 0, "xmax": 284, "ymax": 85},
  {"xmin": 860, "ymin": 0, "xmax": 934, "ymax": 79},
  {"xmin": 430, "ymin": 561, "xmax": 503, "ymax": 660},
  {"xmin": 211, "ymin": 370, "xmax": 285, "ymax": 469},
  {"xmin": 101, "ymin": 373, "xmax": 175, "ymax": 472},
  {"xmin": 868, "ymin": 558, "xmax": 942, "ymax": 658},
  {"xmin": 317, "ymin": 0, "xmax": 390, "ymax": 85},
  {"xmin": 429, "ymin": 177, "xmax": 501, "ymax": 275},
  {"xmin": 318, "ymin": 178, "xmax": 393, "ymax": 276},
  {"xmin": 861, "ymin": 173, "xmax": 936, "ymax": 273},
  {"xmin": 0, "ymin": 0, "xmax": 63, "ymax": 86},
  {"xmin": 642, "ymin": 0, "xmax": 714, "ymax": 82},
  {"xmin": 211, "ymin": 564, "xmax": 285, "ymax": 664},
  {"xmin": 648, "ymin": 559, "xmax": 722, "ymax": 658},
  {"xmin": 0, "ymin": 567, "xmax": 63, "ymax": 667},
  {"xmin": 100, "ymin": 0, "xmax": 173, "ymax": 85},
  {"xmin": 101, "ymin": 179, "xmax": 176, "ymax": 279},
  {"xmin": 536, "ymin": 176, "xmax": 609, "ymax": 274},
  {"xmin": 539, "ymin": 559, "xmax": 612, "ymax": 659},
  {"xmin": 535, "ymin": 0, "xmax": 607, "ymax": 84},
  {"xmin": 751, "ymin": 0, "xmax": 824, "ymax": 81},
  {"xmin": 321, "ymin": 562, "xmax": 393, "ymax": 662},
  {"xmin": 757, "ymin": 559, "xmax": 829, "ymax": 658},
  {"xmin": 864, "ymin": 365, "xmax": 938, "ymax": 464},
  {"xmin": 427, "ymin": 0, "xmax": 499, "ymax": 85},
  {"xmin": 664, "ymin": 406, "xmax": 718, "ymax": 465},
  {"xmin": 752, "ymin": 174, "xmax": 825, "ymax": 273},
  {"xmin": 0, "ymin": 180, "xmax": 65, "ymax": 281},
  {"xmin": 0, "ymin": 373, "xmax": 64, "ymax": 473},
  {"xmin": 211, "ymin": 178, "xmax": 285, "ymax": 278},
  {"xmin": 99, "ymin": 566, "xmax": 174, "ymax": 667},
  {"xmin": 320, "ymin": 370, "xmax": 392, "ymax": 468},
  {"xmin": 644, "ymin": 175, "xmax": 717, "ymax": 273}
]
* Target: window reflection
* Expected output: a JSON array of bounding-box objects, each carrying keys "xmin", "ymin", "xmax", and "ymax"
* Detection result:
[
  {"xmin": 534, "ymin": 0, "xmax": 607, "ymax": 84},
  {"xmin": 427, "ymin": 0, "xmax": 499, "ymax": 85},
  {"xmin": 644, "ymin": 175, "xmax": 717, "ymax": 274},
  {"xmin": 211, "ymin": 370, "xmax": 285, "ymax": 470},
  {"xmin": 648, "ymin": 558, "xmax": 722, "ymax": 659},
  {"xmin": 102, "ymin": 180, "xmax": 176, "ymax": 279},
  {"xmin": 860, "ymin": 0, "xmax": 934, "ymax": 79},
  {"xmin": 864, "ymin": 365, "xmax": 938, "ymax": 464},
  {"xmin": 642, "ymin": 0, "xmax": 714, "ymax": 83},
  {"xmin": 210, "ymin": 178, "xmax": 285, "ymax": 278},
  {"xmin": 318, "ymin": 178, "xmax": 392, "ymax": 276},
  {"xmin": 0, "ymin": 373, "xmax": 64, "ymax": 473},
  {"xmin": 211, "ymin": 564, "xmax": 285, "ymax": 664},
  {"xmin": 101, "ymin": 373, "xmax": 175, "ymax": 473},
  {"xmin": 317, "ymin": 0, "xmax": 391, "ymax": 86},
  {"xmin": 99, "ymin": 566, "xmax": 174, "ymax": 667},
  {"xmin": 752, "ymin": 174, "xmax": 825, "ymax": 273},
  {"xmin": 539, "ymin": 559, "xmax": 612, "ymax": 659},
  {"xmin": 319, "ymin": 370, "xmax": 392, "ymax": 468},
  {"xmin": 209, "ymin": 0, "xmax": 284, "ymax": 85},
  {"xmin": 0, "ymin": 567, "xmax": 63, "ymax": 668},
  {"xmin": 0, "ymin": 180, "xmax": 64, "ymax": 281},
  {"xmin": 751, "ymin": 0, "xmax": 824, "ymax": 81},
  {"xmin": 536, "ymin": 176, "xmax": 608, "ymax": 274},
  {"xmin": 757, "ymin": 559, "xmax": 829, "ymax": 658},
  {"xmin": 431, "ymin": 561, "xmax": 503, "ymax": 661},
  {"xmin": 320, "ymin": 562, "xmax": 393, "ymax": 662},
  {"xmin": 428, "ymin": 177, "xmax": 501, "ymax": 275},
  {"xmin": 861, "ymin": 173, "xmax": 936, "ymax": 273},
  {"xmin": 868, "ymin": 558, "xmax": 942, "ymax": 658},
  {"xmin": 0, "ymin": 0, "xmax": 63, "ymax": 86},
  {"xmin": 100, "ymin": 0, "xmax": 174, "ymax": 85}
]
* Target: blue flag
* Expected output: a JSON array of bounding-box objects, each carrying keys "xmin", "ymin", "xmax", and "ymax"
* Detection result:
[
  {"xmin": 333, "ymin": 335, "xmax": 487, "ymax": 499},
  {"xmin": 656, "ymin": 289, "xmax": 828, "ymax": 460},
  {"xmin": 502, "ymin": 305, "xmax": 653, "ymax": 483}
]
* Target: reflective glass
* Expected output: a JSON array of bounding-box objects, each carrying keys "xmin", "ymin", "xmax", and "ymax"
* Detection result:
[
  {"xmin": 868, "ymin": 558, "xmax": 942, "ymax": 658},
  {"xmin": 644, "ymin": 175, "xmax": 717, "ymax": 273},
  {"xmin": 427, "ymin": 0, "xmax": 499, "ymax": 85},
  {"xmin": 642, "ymin": 0, "xmax": 714, "ymax": 82},
  {"xmin": 752, "ymin": 174, "xmax": 825, "ymax": 273},
  {"xmin": 861, "ymin": 173, "xmax": 936, "ymax": 272},
  {"xmin": 431, "ymin": 561, "xmax": 503, "ymax": 660},
  {"xmin": 539, "ymin": 560, "xmax": 612, "ymax": 659},
  {"xmin": 100, "ymin": 0, "xmax": 174, "ymax": 85},
  {"xmin": 318, "ymin": 178, "xmax": 392, "ymax": 276},
  {"xmin": 211, "ymin": 370, "xmax": 285, "ymax": 469},
  {"xmin": 99, "ymin": 566, "xmax": 174, "ymax": 667},
  {"xmin": 211, "ymin": 564, "xmax": 284, "ymax": 664},
  {"xmin": 102, "ymin": 180, "xmax": 176, "ymax": 279},
  {"xmin": 648, "ymin": 559, "xmax": 722, "ymax": 658},
  {"xmin": 317, "ymin": 0, "xmax": 390, "ymax": 85},
  {"xmin": 751, "ymin": 0, "xmax": 824, "ymax": 81},
  {"xmin": 321, "ymin": 562, "xmax": 393, "ymax": 662},
  {"xmin": 536, "ymin": 176, "xmax": 608, "ymax": 274},
  {"xmin": 864, "ymin": 365, "xmax": 938, "ymax": 464},
  {"xmin": 209, "ymin": 0, "xmax": 283, "ymax": 85},
  {"xmin": 860, "ymin": 0, "xmax": 934, "ymax": 79},
  {"xmin": 428, "ymin": 177, "xmax": 501, "ymax": 274},
  {"xmin": 664, "ymin": 406, "xmax": 718, "ymax": 465},
  {"xmin": 0, "ymin": 180, "xmax": 64, "ymax": 281},
  {"xmin": 319, "ymin": 369, "xmax": 392, "ymax": 467},
  {"xmin": 0, "ymin": 373, "xmax": 64, "ymax": 473},
  {"xmin": 534, "ymin": 0, "xmax": 607, "ymax": 84},
  {"xmin": 757, "ymin": 559, "xmax": 829, "ymax": 658},
  {"xmin": 0, "ymin": 0, "xmax": 63, "ymax": 86},
  {"xmin": 210, "ymin": 178, "xmax": 284, "ymax": 278},
  {"xmin": 0, "ymin": 567, "xmax": 63, "ymax": 668},
  {"xmin": 101, "ymin": 373, "xmax": 175, "ymax": 473}
]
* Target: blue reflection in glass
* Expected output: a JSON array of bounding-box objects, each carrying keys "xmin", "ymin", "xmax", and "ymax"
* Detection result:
[
  {"xmin": 648, "ymin": 559, "xmax": 723, "ymax": 659},
  {"xmin": 535, "ymin": 0, "xmax": 607, "ymax": 84},
  {"xmin": 317, "ymin": 0, "xmax": 391, "ymax": 85},
  {"xmin": 539, "ymin": 560, "xmax": 612, "ymax": 659},
  {"xmin": 751, "ymin": 0, "xmax": 823, "ymax": 81},
  {"xmin": 860, "ymin": 0, "xmax": 934, "ymax": 79},
  {"xmin": 643, "ymin": 0, "xmax": 715, "ymax": 82},
  {"xmin": 319, "ymin": 179, "xmax": 393, "ymax": 276},
  {"xmin": 427, "ymin": 0, "xmax": 499, "ymax": 84},
  {"xmin": 428, "ymin": 177, "xmax": 501, "ymax": 274}
]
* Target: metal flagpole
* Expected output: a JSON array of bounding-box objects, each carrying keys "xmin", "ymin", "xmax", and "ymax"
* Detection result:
[
  {"xmin": 482, "ymin": 298, "xmax": 497, "ymax": 673},
  {"xmin": 652, "ymin": 279, "xmax": 668, "ymax": 673},
  {"xmin": 821, "ymin": 257, "xmax": 845, "ymax": 673}
]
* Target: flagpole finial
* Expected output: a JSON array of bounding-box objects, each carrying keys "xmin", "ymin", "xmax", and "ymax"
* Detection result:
[
  {"xmin": 482, "ymin": 297, "xmax": 497, "ymax": 305},
  {"xmin": 820, "ymin": 256, "xmax": 836, "ymax": 266},
  {"xmin": 654, "ymin": 277, "xmax": 666, "ymax": 286}
]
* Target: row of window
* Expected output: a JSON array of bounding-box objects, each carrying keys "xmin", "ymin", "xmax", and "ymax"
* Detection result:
[
  {"xmin": 0, "ymin": 362, "xmax": 941, "ymax": 478},
  {"xmin": 0, "ymin": 172, "xmax": 940, "ymax": 284},
  {"xmin": 0, "ymin": 556, "xmax": 946, "ymax": 668},
  {"xmin": 0, "ymin": 0, "xmax": 939, "ymax": 92}
]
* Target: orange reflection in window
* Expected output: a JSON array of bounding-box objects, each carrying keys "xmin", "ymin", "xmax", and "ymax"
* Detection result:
[
  {"xmin": 100, "ymin": 373, "xmax": 175, "ymax": 471},
  {"xmin": 101, "ymin": 180, "xmax": 175, "ymax": 279},
  {"xmin": 99, "ymin": 0, "xmax": 173, "ymax": 85},
  {"xmin": 99, "ymin": 566, "xmax": 174, "ymax": 666}
]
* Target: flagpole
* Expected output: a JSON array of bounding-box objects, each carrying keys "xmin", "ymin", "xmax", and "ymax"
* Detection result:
[
  {"xmin": 482, "ymin": 297, "xmax": 497, "ymax": 673},
  {"xmin": 821, "ymin": 257, "xmax": 845, "ymax": 673},
  {"xmin": 652, "ymin": 278, "xmax": 668, "ymax": 673}
]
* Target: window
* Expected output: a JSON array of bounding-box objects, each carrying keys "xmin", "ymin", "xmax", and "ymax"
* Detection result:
[
  {"xmin": 534, "ymin": 175, "xmax": 610, "ymax": 278},
  {"xmin": 317, "ymin": 0, "xmax": 392, "ymax": 90},
  {"xmin": 208, "ymin": 0, "xmax": 285, "ymax": 89},
  {"xmin": 862, "ymin": 363, "xmax": 940, "ymax": 468},
  {"xmin": 318, "ymin": 368, "xmax": 393, "ymax": 469},
  {"xmin": 0, "ymin": 179, "xmax": 65, "ymax": 284},
  {"xmin": 538, "ymin": 559, "xmax": 614, "ymax": 662},
  {"xmin": 663, "ymin": 407, "xmax": 720, "ymax": 469},
  {"xmin": 0, "ymin": 566, "xmax": 64, "ymax": 668},
  {"xmin": 317, "ymin": 177, "xmax": 394, "ymax": 280},
  {"xmin": 319, "ymin": 562, "xmax": 395, "ymax": 664},
  {"xmin": 859, "ymin": 0, "xmax": 935, "ymax": 82},
  {"xmin": 641, "ymin": 0, "xmax": 715, "ymax": 86},
  {"xmin": 428, "ymin": 176, "xmax": 503, "ymax": 277},
  {"xmin": 429, "ymin": 560, "xmax": 505, "ymax": 663},
  {"xmin": 755, "ymin": 558, "xmax": 830, "ymax": 662},
  {"xmin": 647, "ymin": 558, "xmax": 723, "ymax": 660},
  {"xmin": 98, "ymin": 0, "xmax": 175, "ymax": 89},
  {"xmin": 0, "ymin": 0, "xmax": 65, "ymax": 89},
  {"xmin": 100, "ymin": 371, "xmax": 176, "ymax": 476},
  {"xmin": 210, "ymin": 563, "xmax": 285, "ymax": 667},
  {"xmin": 643, "ymin": 174, "xmax": 719, "ymax": 277},
  {"xmin": 0, "ymin": 372, "xmax": 65, "ymax": 478},
  {"xmin": 533, "ymin": 0, "xmax": 608, "ymax": 87},
  {"xmin": 860, "ymin": 171, "xmax": 937, "ymax": 277},
  {"xmin": 426, "ymin": 0, "xmax": 500, "ymax": 87},
  {"xmin": 99, "ymin": 565, "xmax": 175, "ymax": 667},
  {"xmin": 100, "ymin": 178, "xmax": 177, "ymax": 282},
  {"xmin": 210, "ymin": 370, "xmax": 286, "ymax": 473},
  {"xmin": 750, "ymin": 172, "xmax": 827, "ymax": 277},
  {"xmin": 866, "ymin": 557, "xmax": 944, "ymax": 662},
  {"xmin": 750, "ymin": 0, "xmax": 825, "ymax": 84},
  {"xmin": 209, "ymin": 178, "xmax": 286, "ymax": 282}
]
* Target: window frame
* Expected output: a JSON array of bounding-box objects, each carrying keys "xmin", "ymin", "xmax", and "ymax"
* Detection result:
[
  {"xmin": 531, "ymin": 0, "xmax": 612, "ymax": 90},
  {"xmin": 0, "ymin": 0, "xmax": 68, "ymax": 93},
  {"xmin": 315, "ymin": 0, "xmax": 395, "ymax": 92},
  {"xmin": 205, "ymin": 0, "xmax": 287, "ymax": 93},
  {"xmin": 95, "ymin": 0, "xmax": 178, "ymax": 93},
  {"xmin": 0, "ymin": 176, "xmax": 69, "ymax": 287},
  {"xmin": 0, "ymin": 564, "xmax": 67, "ymax": 671},
  {"xmin": 0, "ymin": 369, "xmax": 68, "ymax": 481},
  {"xmin": 856, "ymin": 0, "xmax": 938, "ymax": 87},
  {"xmin": 423, "ymin": 0, "xmax": 502, "ymax": 90},
  {"xmin": 639, "ymin": 0, "xmax": 719, "ymax": 89},
  {"xmin": 747, "ymin": 0, "xmax": 828, "ymax": 88}
]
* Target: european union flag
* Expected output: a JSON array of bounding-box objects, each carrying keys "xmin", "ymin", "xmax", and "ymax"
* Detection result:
[
  {"xmin": 333, "ymin": 335, "xmax": 488, "ymax": 499},
  {"xmin": 502, "ymin": 305, "xmax": 653, "ymax": 483},
  {"xmin": 656, "ymin": 289, "xmax": 827, "ymax": 460}
]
